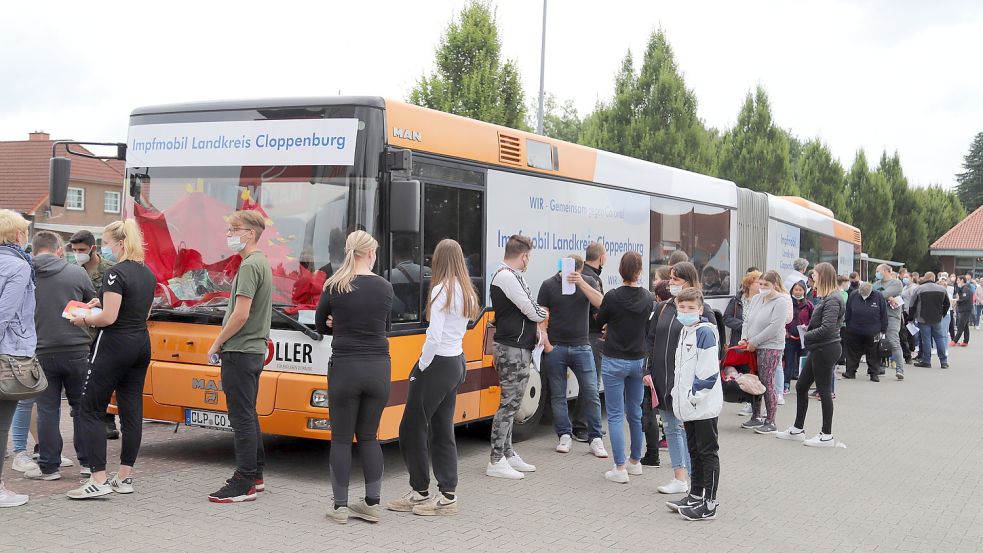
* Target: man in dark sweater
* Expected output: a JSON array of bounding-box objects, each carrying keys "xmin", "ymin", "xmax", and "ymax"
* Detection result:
[
  {"xmin": 911, "ymin": 272, "xmax": 952, "ymax": 369},
  {"xmin": 25, "ymin": 232, "xmax": 97, "ymax": 480},
  {"xmin": 571, "ymin": 242, "xmax": 606, "ymax": 442},
  {"xmin": 843, "ymin": 282, "xmax": 887, "ymax": 381},
  {"xmin": 538, "ymin": 255, "xmax": 606, "ymax": 457}
]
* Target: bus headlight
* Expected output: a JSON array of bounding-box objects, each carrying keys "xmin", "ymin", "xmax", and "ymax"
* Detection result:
[
  {"xmin": 307, "ymin": 418, "xmax": 331, "ymax": 430},
  {"xmin": 311, "ymin": 390, "xmax": 329, "ymax": 408}
]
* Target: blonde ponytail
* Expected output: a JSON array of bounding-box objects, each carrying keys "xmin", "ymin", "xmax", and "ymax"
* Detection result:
[
  {"xmin": 104, "ymin": 219, "xmax": 145, "ymax": 263},
  {"xmin": 324, "ymin": 230, "xmax": 378, "ymax": 294}
]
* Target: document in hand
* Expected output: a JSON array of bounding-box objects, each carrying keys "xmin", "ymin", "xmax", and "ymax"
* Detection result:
[
  {"xmin": 62, "ymin": 300, "xmax": 102, "ymax": 320},
  {"xmin": 797, "ymin": 325, "xmax": 809, "ymax": 349}
]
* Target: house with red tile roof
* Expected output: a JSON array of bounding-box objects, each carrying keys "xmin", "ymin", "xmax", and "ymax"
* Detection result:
[
  {"xmin": 0, "ymin": 131, "xmax": 124, "ymax": 239},
  {"xmin": 930, "ymin": 204, "xmax": 983, "ymax": 277}
]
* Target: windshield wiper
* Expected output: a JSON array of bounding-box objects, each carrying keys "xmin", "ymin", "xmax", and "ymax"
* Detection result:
[{"xmin": 272, "ymin": 305, "xmax": 323, "ymax": 341}]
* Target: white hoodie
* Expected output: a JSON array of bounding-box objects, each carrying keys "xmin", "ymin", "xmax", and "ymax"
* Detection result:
[{"xmin": 671, "ymin": 320, "xmax": 723, "ymax": 422}]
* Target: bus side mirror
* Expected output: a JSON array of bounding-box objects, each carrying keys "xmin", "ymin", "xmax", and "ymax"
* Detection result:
[
  {"xmin": 390, "ymin": 179, "xmax": 421, "ymax": 233},
  {"xmin": 49, "ymin": 157, "xmax": 71, "ymax": 207}
]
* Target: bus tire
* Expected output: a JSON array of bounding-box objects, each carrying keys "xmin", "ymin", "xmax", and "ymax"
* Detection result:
[{"xmin": 512, "ymin": 368, "xmax": 547, "ymax": 442}]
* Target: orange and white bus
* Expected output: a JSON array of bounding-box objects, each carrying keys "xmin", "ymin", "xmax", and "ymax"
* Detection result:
[{"xmin": 49, "ymin": 96, "xmax": 861, "ymax": 441}]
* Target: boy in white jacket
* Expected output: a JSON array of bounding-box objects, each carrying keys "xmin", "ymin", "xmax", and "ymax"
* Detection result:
[{"xmin": 666, "ymin": 288, "xmax": 722, "ymax": 521}]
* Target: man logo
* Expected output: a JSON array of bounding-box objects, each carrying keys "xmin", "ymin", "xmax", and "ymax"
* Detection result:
[
  {"xmin": 393, "ymin": 127, "xmax": 422, "ymax": 142},
  {"xmin": 204, "ymin": 391, "xmax": 219, "ymax": 405}
]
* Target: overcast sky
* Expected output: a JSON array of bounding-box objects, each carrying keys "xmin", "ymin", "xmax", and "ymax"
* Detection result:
[{"xmin": 2, "ymin": 0, "xmax": 980, "ymax": 188}]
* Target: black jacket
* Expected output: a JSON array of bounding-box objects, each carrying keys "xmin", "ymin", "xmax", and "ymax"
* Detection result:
[
  {"xmin": 845, "ymin": 290, "xmax": 887, "ymax": 335},
  {"xmin": 803, "ymin": 293, "xmax": 844, "ymax": 350},
  {"xmin": 490, "ymin": 264, "xmax": 548, "ymax": 350},
  {"xmin": 909, "ymin": 282, "xmax": 950, "ymax": 324},
  {"xmin": 722, "ymin": 295, "xmax": 745, "ymax": 347},
  {"xmin": 581, "ymin": 263, "xmax": 604, "ymax": 334},
  {"xmin": 647, "ymin": 299, "xmax": 719, "ymax": 407},
  {"xmin": 955, "ymin": 284, "xmax": 974, "ymax": 313}
]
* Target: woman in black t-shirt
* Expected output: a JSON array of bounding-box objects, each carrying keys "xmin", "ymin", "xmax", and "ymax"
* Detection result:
[
  {"xmin": 67, "ymin": 219, "xmax": 156, "ymax": 499},
  {"xmin": 594, "ymin": 252, "xmax": 653, "ymax": 484},
  {"xmin": 315, "ymin": 230, "xmax": 393, "ymax": 524}
]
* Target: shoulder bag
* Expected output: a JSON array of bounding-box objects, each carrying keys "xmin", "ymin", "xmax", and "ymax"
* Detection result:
[{"xmin": 0, "ymin": 354, "xmax": 48, "ymax": 400}]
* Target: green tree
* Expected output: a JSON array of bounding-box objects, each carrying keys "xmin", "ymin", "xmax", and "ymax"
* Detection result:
[
  {"xmin": 408, "ymin": 1, "xmax": 527, "ymax": 129},
  {"xmin": 580, "ymin": 29, "xmax": 714, "ymax": 172},
  {"xmin": 717, "ymin": 86, "xmax": 797, "ymax": 195},
  {"xmin": 955, "ymin": 131, "xmax": 983, "ymax": 211},
  {"xmin": 795, "ymin": 139, "xmax": 848, "ymax": 220},
  {"xmin": 912, "ymin": 185, "xmax": 967, "ymax": 271},
  {"xmin": 534, "ymin": 94, "xmax": 583, "ymax": 143},
  {"xmin": 876, "ymin": 151, "xmax": 928, "ymax": 267},
  {"xmin": 847, "ymin": 150, "xmax": 895, "ymax": 258}
]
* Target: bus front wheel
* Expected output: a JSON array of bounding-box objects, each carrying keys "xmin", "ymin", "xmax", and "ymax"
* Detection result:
[{"xmin": 511, "ymin": 368, "xmax": 547, "ymax": 442}]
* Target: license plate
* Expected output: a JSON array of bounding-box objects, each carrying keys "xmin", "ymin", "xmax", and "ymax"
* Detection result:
[{"xmin": 185, "ymin": 409, "xmax": 234, "ymax": 432}]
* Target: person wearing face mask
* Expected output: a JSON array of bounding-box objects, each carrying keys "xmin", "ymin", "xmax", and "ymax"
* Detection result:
[
  {"xmin": 66, "ymin": 219, "xmax": 156, "ymax": 499},
  {"xmin": 204, "ymin": 211, "xmax": 274, "ymax": 504},
  {"xmin": 0, "ymin": 209, "xmax": 37, "ymax": 508},
  {"xmin": 570, "ymin": 242, "xmax": 607, "ymax": 444},
  {"xmin": 653, "ymin": 250, "xmax": 690, "ymax": 301},
  {"xmin": 873, "ymin": 264, "xmax": 906, "ymax": 379},
  {"xmin": 784, "ymin": 281, "xmax": 814, "ymax": 393},
  {"xmin": 737, "ymin": 271, "xmax": 789, "ymax": 434},
  {"xmin": 486, "ymin": 235, "xmax": 547, "ymax": 480},
  {"xmin": 646, "ymin": 261, "xmax": 718, "ymax": 495},
  {"xmin": 69, "ymin": 229, "xmax": 120, "ymax": 440},
  {"xmin": 316, "ymin": 230, "xmax": 393, "ymax": 523},
  {"xmin": 842, "ymin": 282, "xmax": 887, "ymax": 381}
]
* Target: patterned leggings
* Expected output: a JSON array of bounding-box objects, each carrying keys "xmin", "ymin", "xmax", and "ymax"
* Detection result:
[{"xmin": 752, "ymin": 348, "xmax": 783, "ymax": 424}]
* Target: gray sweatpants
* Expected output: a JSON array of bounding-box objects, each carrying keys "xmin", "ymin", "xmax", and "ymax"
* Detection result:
[
  {"xmin": 490, "ymin": 344, "xmax": 531, "ymax": 463},
  {"xmin": 886, "ymin": 317, "xmax": 905, "ymax": 372}
]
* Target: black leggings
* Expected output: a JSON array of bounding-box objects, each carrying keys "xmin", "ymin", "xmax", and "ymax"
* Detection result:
[
  {"xmin": 954, "ymin": 312, "xmax": 972, "ymax": 344},
  {"xmin": 79, "ymin": 330, "xmax": 151, "ymax": 473},
  {"xmin": 794, "ymin": 341, "xmax": 840, "ymax": 435},
  {"xmin": 328, "ymin": 355, "xmax": 391, "ymax": 507},
  {"xmin": 398, "ymin": 355, "xmax": 465, "ymax": 494}
]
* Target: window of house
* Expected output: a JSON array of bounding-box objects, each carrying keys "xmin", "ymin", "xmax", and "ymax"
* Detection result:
[
  {"xmin": 66, "ymin": 188, "xmax": 85, "ymax": 210},
  {"xmin": 104, "ymin": 191, "xmax": 121, "ymax": 213}
]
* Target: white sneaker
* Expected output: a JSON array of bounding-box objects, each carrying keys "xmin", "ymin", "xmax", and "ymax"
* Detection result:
[
  {"xmin": 777, "ymin": 395, "xmax": 786, "ymax": 405},
  {"xmin": 775, "ymin": 426, "xmax": 807, "ymax": 442},
  {"xmin": 11, "ymin": 451, "xmax": 38, "ymax": 473},
  {"xmin": 804, "ymin": 433, "xmax": 836, "ymax": 448},
  {"xmin": 589, "ymin": 438, "xmax": 609, "ymax": 458},
  {"xmin": 626, "ymin": 461, "xmax": 643, "ymax": 476},
  {"xmin": 486, "ymin": 458, "xmax": 524, "ymax": 480},
  {"xmin": 556, "ymin": 434, "xmax": 572, "ymax": 453},
  {"xmin": 60, "ymin": 456, "xmax": 74, "ymax": 468},
  {"xmin": 0, "ymin": 482, "xmax": 29, "ymax": 507},
  {"xmin": 507, "ymin": 454, "xmax": 536, "ymax": 472},
  {"xmin": 657, "ymin": 478, "xmax": 689, "ymax": 494},
  {"xmin": 108, "ymin": 474, "xmax": 134, "ymax": 494},
  {"xmin": 604, "ymin": 466, "xmax": 629, "ymax": 484},
  {"xmin": 66, "ymin": 477, "xmax": 113, "ymax": 499},
  {"xmin": 24, "ymin": 467, "xmax": 61, "ymax": 481},
  {"xmin": 737, "ymin": 403, "xmax": 752, "ymax": 416}
]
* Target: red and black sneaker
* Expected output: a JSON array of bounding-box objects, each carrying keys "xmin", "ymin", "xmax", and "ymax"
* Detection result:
[
  {"xmin": 209, "ymin": 472, "xmax": 257, "ymax": 503},
  {"xmin": 225, "ymin": 473, "xmax": 264, "ymax": 492}
]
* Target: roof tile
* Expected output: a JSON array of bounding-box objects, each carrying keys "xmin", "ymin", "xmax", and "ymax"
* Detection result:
[{"xmin": 930, "ymin": 205, "xmax": 983, "ymax": 251}]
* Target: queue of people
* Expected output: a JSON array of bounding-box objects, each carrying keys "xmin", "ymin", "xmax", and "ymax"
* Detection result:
[{"xmin": 4, "ymin": 213, "xmax": 977, "ymax": 525}]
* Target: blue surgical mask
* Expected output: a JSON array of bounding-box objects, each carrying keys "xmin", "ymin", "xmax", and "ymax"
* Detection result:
[
  {"xmin": 902, "ymin": 277, "xmax": 911, "ymax": 285},
  {"xmin": 875, "ymin": 271, "xmax": 883, "ymax": 281},
  {"xmin": 227, "ymin": 236, "xmax": 246, "ymax": 253},
  {"xmin": 676, "ymin": 312, "xmax": 700, "ymax": 326},
  {"xmin": 100, "ymin": 245, "xmax": 117, "ymax": 263}
]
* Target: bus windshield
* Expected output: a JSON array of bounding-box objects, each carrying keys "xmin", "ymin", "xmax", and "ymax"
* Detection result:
[{"xmin": 128, "ymin": 165, "xmax": 379, "ymax": 316}]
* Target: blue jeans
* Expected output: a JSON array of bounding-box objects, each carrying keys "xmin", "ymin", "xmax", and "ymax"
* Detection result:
[
  {"xmin": 659, "ymin": 407, "xmax": 691, "ymax": 471},
  {"xmin": 545, "ymin": 345, "xmax": 602, "ymax": 440},
  {"xmin": 11, "ymin": 398, "xmax": 35, "ymax": 453},
  {"xmin": 919, "ymin": 321, "xmax": 949, "ymax": 364},
  {"xmin": 600, "ymin": 355, "xmax": 645, "ymax": 466},
  {"xmin": 975, "ymin": 304, "xmax": 982, "ymax": 327}
]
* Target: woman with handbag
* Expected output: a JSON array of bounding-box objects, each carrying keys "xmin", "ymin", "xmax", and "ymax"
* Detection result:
[
  {"xmin": 66, "ymin": 220, "xmax": 156, "ymax": 499},
  {"xmin": 0, "ymin": 209, "xmax": 38, "ymax": 507}
]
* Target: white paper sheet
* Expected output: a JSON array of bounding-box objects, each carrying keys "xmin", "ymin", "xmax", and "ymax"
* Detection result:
[
  {"xmin": 797, "ymin": 325, "xmax": 809, "ymax": 349},
  {"xmin": 561, "ymin": 257, "xmax": 575, "ymax": 295},
  {"xmin": 906, "ymin": 322, "xmax": 919, "ymax": 336}
]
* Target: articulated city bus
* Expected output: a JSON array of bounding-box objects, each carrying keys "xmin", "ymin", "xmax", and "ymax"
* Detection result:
[{"xmin": 49, "ymin": 96, "xmax": 861, "ymax": 442}]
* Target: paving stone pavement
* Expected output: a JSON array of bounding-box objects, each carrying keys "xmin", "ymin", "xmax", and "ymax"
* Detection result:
[{"xmin": 2, "ymin": 340, "xmax": 982, "ymax": 553}]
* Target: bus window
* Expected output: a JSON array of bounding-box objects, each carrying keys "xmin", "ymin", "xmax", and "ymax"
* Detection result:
[
  {"xmin": 649, "ymin": 197, "xmax": 731, "ymax": 296},
  {"xmin": 389, "ymin": 233, "xmax": 427, "ymax": 323},
  {"xmin": 423, "ymin": 184, "xmax": 485, "ymax": 311}
]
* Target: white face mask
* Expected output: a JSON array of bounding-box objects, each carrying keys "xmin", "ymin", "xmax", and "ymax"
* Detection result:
[
  {"xmin": 669, "ymin": 284, "xmax": 683, "ymax": 297},
  {"xmin": 227, "ymin": 236, "xmax": 246, "ymax": 253},
  {"xmin": 759, "ymin": 287, "xmax": 771, "ymax": 295},
  {"xmin": 74, "ymin": 252, "xmax": 90, "ymax": 266}
]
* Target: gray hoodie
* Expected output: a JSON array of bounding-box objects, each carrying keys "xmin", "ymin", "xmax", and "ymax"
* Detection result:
[{"xmin": 33, "ymin": 254, "xmax": 96, "ymax": 355}]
